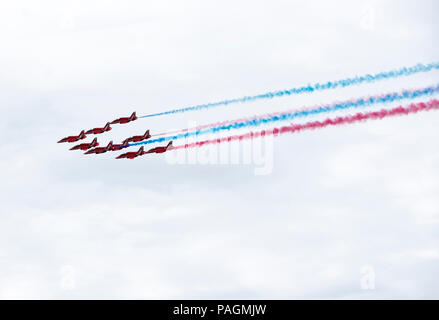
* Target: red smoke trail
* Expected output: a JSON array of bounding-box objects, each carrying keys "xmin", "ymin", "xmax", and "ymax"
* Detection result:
[{"xmin": 169, "ymin": 99, "xmax": 439, "ymax": 151}]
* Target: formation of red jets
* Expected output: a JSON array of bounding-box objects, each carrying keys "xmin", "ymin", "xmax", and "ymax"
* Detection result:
[{"xmin": 57, "ymin": 112, "xmax": 173, "ymax": 159}]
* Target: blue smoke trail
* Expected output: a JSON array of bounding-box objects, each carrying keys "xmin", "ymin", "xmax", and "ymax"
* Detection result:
[
  {"xmin": 140, "ymin": 62, "xmax": 439, "ymax": 118},
  {"xmin": 130, "ymin": 84, "xmax": 439, "ymax": 147}
]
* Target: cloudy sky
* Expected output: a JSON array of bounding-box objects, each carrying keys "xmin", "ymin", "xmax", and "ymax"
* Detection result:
[{"xmin": 0, "ymin": 0, "xmax": 438, "ymax": 299}]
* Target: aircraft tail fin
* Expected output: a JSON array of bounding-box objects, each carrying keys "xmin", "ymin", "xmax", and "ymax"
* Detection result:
[
  {"xmin": 144, "ymin": 130, "xmax": 150, "ymax": 137},
  {"xmin": 131, "ymin": 112, "xmax": 136, "ymax": 119},
  {"xmin": 138, "ymin": 146, "xmax": 144, "ymax": 154},
  {"xmin": 107, "ymin": 141, "xmax": 113, "ymax": 149},
  {"xmin": 167, "ymin": 141, "xmax": 173, "ymax": 149}
]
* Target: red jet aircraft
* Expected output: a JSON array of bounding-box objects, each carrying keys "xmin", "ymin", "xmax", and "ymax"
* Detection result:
[
  {"xmin": 85, "ymin": 122, "xmax": 112, "ymax": 135},
  {"xmin": 116, "ymin": 146, "xmax": 146, "ymax": 159},
  {"xmin": 84, "ymin": 141, "xmax": 113, "ymax": 154},
  {"xmin": 145, "ymin": 141, "xmax": 173, "ymax": 154},
  {"xmin": 111, "ymin": 112, "xmax": 137, "ymax": 124},
  {"xmin": 110, "ymin": 139, "xmax": 130, "ymax": 151},
  {"xmin": 58, "ymin": 130, "xmax": 87, "ymax": 143},
  {"xmin": 70, "ymin": 138, "xmax": 99, "ymax": 151},
  {"xmin": 126, "ymin": 130, "xmax": 151, "ymax": 143}
]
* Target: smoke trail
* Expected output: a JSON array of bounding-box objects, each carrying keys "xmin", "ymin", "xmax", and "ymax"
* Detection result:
[
  {"xmin": 140, "ymin": 62, "xmax": 439, "ymax": 118},
  {"xmin": 169, "ymin": 99, "xmax": 439, "ymax": 151},
  {"xmin": 130, "ymin": 85, "xmax": 439, "ymax": 147},
  {"xmin": 152, "ymin": 84, "xmax": 439, "ymax": 138}
]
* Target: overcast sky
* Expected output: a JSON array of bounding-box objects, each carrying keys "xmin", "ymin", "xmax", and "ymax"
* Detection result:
[{"xmin": 0, "ymin": 0, "xmax": 438, "ymax": 299}]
